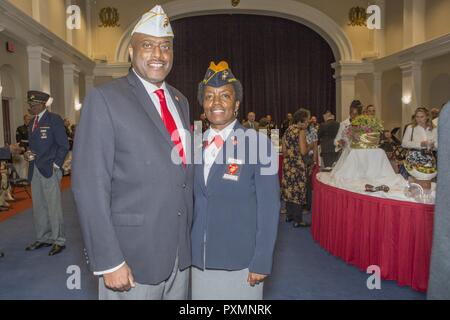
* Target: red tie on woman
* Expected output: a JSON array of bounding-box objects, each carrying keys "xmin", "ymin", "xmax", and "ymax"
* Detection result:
[
  {"xmin": 206, "ymin": 135, "xmax": 224, "ymax": 149},
  {"xmin": 154, "ymin": 89, "xmax": 186, "ymax": 166},
  {"xmin": 32, "ymin": 116, "xmax": 39, "ymax": 132}
]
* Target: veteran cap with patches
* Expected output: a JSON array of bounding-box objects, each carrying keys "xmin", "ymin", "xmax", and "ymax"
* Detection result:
[
  {"xmin": 202, "ymin": 61, "xmax": 237, "ymax": 87},
  {"xmin": 27, "ymin": 90, "xmax": 53, "ymax": 106},
  {"xmin": 131, "ymin": 5, "xmax": 174, "ymax": 38}
]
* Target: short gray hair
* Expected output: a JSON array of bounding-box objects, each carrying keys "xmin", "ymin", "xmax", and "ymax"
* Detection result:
[{"xmin": 197, "ymin": 80, "xmax": 243, "ymax": 106}]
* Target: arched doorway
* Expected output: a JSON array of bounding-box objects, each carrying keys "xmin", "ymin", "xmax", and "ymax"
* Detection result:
[
  {"xmin": 166, "ymin": 14, "xmax": 336, "ymax": 123},
  {"xmin": 112, "ymin": 0, "xmax": 355, "ymax": 121},
  {"xmin": 115, "ymin": 0, "xmax": 354, "ymax": 63}
]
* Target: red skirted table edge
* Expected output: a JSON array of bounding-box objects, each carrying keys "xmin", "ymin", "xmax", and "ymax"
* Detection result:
[{"xmin": 311, "ymin": 172, "xmax": 434, "ymax": 292}]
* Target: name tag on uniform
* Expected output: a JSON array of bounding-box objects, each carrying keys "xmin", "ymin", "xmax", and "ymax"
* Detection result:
[
  {"xmin": 40, "ymin": 126, "xmax": 50, "ymax": 139},
  {"xmin": 223, "ymin": 163, "xmax": 241, "ymax": 182}
]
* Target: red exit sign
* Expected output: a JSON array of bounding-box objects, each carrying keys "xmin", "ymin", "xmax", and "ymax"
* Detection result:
[{"xmin": 6, "ymin": 41, "xmax": 15, "ymax": 53}]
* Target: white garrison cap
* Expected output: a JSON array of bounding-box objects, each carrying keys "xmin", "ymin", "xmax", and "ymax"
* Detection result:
[{"xmin": 131, "ymin": 5, "xmax": 174, "ymax": 38}]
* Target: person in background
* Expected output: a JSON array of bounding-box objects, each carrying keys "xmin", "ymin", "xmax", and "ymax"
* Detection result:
[
  {"xmin": 16, "ymin": 114, "xmax": 32, "ymax": 149},
  {"xmin": 24, "ymin": 90, "xmax": 69, "ymax": 256},
  {"xmin": 402, "ymin": 107, "xmax": 437, "ymax": 151},
  {"xmin": 14, "ymin": 114, "xmax": 33, "ymax": 180},
  {"xmin": 401, "ymin": 107, "xmax": 438, "ymax": 179},
  {"xmin": 0, "ymin": 144, "xmax": 26, "ymax": 258},
  {"xmin": 365, "ymin": 105, "xmax": 376, "ymax": 117},
  {"xmin": 282, "ymin": 108, "xmax": 312, "ymax": 228},
  {"xmin": 310, "ymin": 116, "xmax": 319, "ymax": 131},
  {"xmin": 280, "ymin": 113, "xmax": 293, "ymax": 137},
  {"xmin": 64, "ymin": 118, "xmax": 73, "ymax": 150},
  {"xmin": 304, "ymin": 114, "xmax": 319, "ymax": 212},
  {"xmin": 318, "ymin": 111, "xmax": 340, "ymax": 168},
  {"xmin": 258, "ymin": 117, "xmax": 269, "ymax": 136},
  {"xmin": 191, "ymin": 61, "xmax": 279, "ymax": 300},
  {"xmin": 243, "ymin": 112, "xmax": 259, "ymax": 131},
  {"xmin": 334, "ymin": 100, "xmax": 363, "ymax": 153},
  {"xmin": 265, "ymin": 115, "xmax": 276, "ymax": 138},
  {"xmin": 266, "ymin": 115, "xmax": 276, "ymax": 130},
  {"xmin": 200, "ymin": 112, "xmax": 210, "ymax": 132},
  {"xmin": 380, "ymin": 130, "xmax": 402, "ymax": 173}
]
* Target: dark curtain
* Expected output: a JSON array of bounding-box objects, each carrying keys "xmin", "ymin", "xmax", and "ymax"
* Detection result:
[{"xmin": 167, "ymin": 14, "xmax": 336, "ymax": 126}]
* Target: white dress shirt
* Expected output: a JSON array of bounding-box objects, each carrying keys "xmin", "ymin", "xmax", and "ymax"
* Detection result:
[
  {"xmin": 203, "ymin": 120, "xmax": 237, "ymax": 185},
  {"xmin": 93, "ymin": 71, "xmax": 186, "ymax": 276},
  {"xmin": 133, "ymin": 69, "xmax": 187, "ymax": 153},
  {"xmin": 402, "ymin": 124, "xmax": 438, "ymax": 150},
  {"xmin": 36, "ymin": 108, "xmax": 47, "ymax": 122}
]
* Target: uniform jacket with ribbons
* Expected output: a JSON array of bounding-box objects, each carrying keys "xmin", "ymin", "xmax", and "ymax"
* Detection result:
[
  {"xmin": 27, "ymin": 110, "xmax": 69, "ymax": 181},
  {"xmin": 192, "ymin": 122, "xmax": 280, "ymax": 275}
]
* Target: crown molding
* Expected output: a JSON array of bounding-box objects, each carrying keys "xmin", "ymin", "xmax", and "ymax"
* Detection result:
[{"xmin": 0, "ymin": 0, "xmax": 95, "ymax": 75}]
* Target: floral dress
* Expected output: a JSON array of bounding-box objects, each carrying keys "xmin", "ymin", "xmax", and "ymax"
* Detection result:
[{"xmin": 281, "ymin": 125, "xmax": 307, "ymax": 205}]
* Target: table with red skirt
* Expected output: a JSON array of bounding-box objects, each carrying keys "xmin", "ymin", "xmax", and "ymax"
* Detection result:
[{"xmin": 311, "ymin": 172, "xmax": 434, "ymax": 292}]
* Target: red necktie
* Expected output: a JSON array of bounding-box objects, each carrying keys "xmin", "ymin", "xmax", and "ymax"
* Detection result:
[
  {"xmin": 32, "ymin": 116, "xmax": 39, "ymax": 132},
  {"xmin": 154, "ymin": 89, "xmax": 186, "ymax": 166},
  {"xmin": 206, "ymin": 135, "xmax": 224, "ymax": 149}
]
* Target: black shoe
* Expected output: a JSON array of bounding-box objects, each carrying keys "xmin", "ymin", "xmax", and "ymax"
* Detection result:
[
  {"xmin": 293, "ymin": 222, "xmax": 311, "ymax": 228},
  {"xmin": 285, "ymin": 217, "xmax": 293, "ymax": 223},
  {"xmin": 49, "ymin": 244, "xmax": 66, "ymax": 256},
  {"xmin": 0, "ymin": 252, "xmax": 4, "ymax": 258},
  {"xmin": 25, "ymin": 241, "xmax": 52, "ymax": 251}
]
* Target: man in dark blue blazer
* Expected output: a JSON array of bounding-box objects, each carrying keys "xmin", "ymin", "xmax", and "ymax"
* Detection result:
[
  {"xmin": 191, "ymin": 61, "xmax": 280, "ymax": 300},
  {"xmin": 72, "ymin": 6, "xmax": 193, "ymax": 300},
  {"xmin": 24, "ymin": 90, "xmax": 69, "ymax": 256}
]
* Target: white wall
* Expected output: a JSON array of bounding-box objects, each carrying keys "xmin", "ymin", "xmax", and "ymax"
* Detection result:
[
  {"xmin": 422, "ymin": 53, "xmax": 450, "ymax": 110},
  {"xmin": 355, "ymin": 73, "xmax": 374, "ymax": 108}
]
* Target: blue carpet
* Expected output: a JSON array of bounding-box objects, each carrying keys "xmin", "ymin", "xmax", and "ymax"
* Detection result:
[{"xmin": 0, "ymin": 189, "xmax": 425, "ymax": 300}]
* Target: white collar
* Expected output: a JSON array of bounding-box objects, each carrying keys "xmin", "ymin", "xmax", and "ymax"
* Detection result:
[
  {"xmin": 36, "ymin": 109, "xmax": 47, "ymax": 120},
  {"xmin": 206, "ymin": 119, "xmax": 237, "ymax": 143},
  {"xmin": 133, "ymin": 68, "xmax": 169, "ymax": 93}
]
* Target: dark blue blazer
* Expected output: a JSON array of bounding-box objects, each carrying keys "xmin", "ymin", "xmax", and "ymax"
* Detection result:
[
  {"xmin": 28, "ymin": 110, "xmax": 69, "ymax": 181},
  {"xmin": 192, "ymin": 122, "xmax": 280, "ymax": 275}
]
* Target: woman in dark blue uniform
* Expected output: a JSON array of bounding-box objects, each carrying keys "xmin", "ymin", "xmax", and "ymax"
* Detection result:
[{"xmin": 191, "ymin": 61, "xmax": 280, "ymax": 300}]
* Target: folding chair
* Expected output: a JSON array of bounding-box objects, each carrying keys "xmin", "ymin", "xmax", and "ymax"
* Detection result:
[{"xmin": 7, "ymin": 163, "xmax": 31, "ymax": 199}]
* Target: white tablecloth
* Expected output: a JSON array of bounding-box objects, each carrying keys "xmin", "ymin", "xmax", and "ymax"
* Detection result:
[
  {"xmin": 331, "ymin": 148, "xmax": 406, "ymax": 188},
  {"xmin": 320, "ymin": 148, "xmax": 435, "ymax": 203}
]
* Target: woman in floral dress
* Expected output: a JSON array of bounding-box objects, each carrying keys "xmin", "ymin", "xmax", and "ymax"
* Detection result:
[{"xmin": 281, "ymin": 109, "xmax": 312, "ymax": 228}]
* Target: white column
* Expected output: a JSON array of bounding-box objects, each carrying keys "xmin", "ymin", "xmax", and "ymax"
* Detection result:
[
  {"xmin": 27, "ymin": 46, "xmax": 52, "ymax": 94},
  {"xmin": 403, "ymin": 0, "xmax": 426, "ymax": 49},
  {"xmin": 85, "ymin": 0, "xmax": 93, "ymax": 58},
  {"xmin": 373, "ymin": 0, "xmax": 386, "ymax": 57},
  {"xmin": 63, "ymin": 64, "xmax": 80, "ymax": 124},
  {"xmin": 399, "ymin": 60, "xmax": 422, "ymax": 131},
  {"xmin": 333, "ymin": 62, "xmax": 358, "ymax": 122},
  {"xmin": 373, "ymin": 71, "xmax": 383, "ymax": 118},
  {"xmin": 31, "ymin": 0, "xmax": 40, "ymax": 22},
  {"xmin": 65, "ymin": 0, "xmax": 73, "ymax": 45}
]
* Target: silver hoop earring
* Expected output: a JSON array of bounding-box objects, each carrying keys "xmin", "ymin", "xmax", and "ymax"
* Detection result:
[{"xmin": 234, "ymin": 110, "xmax": 238, "ymax": 117}]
